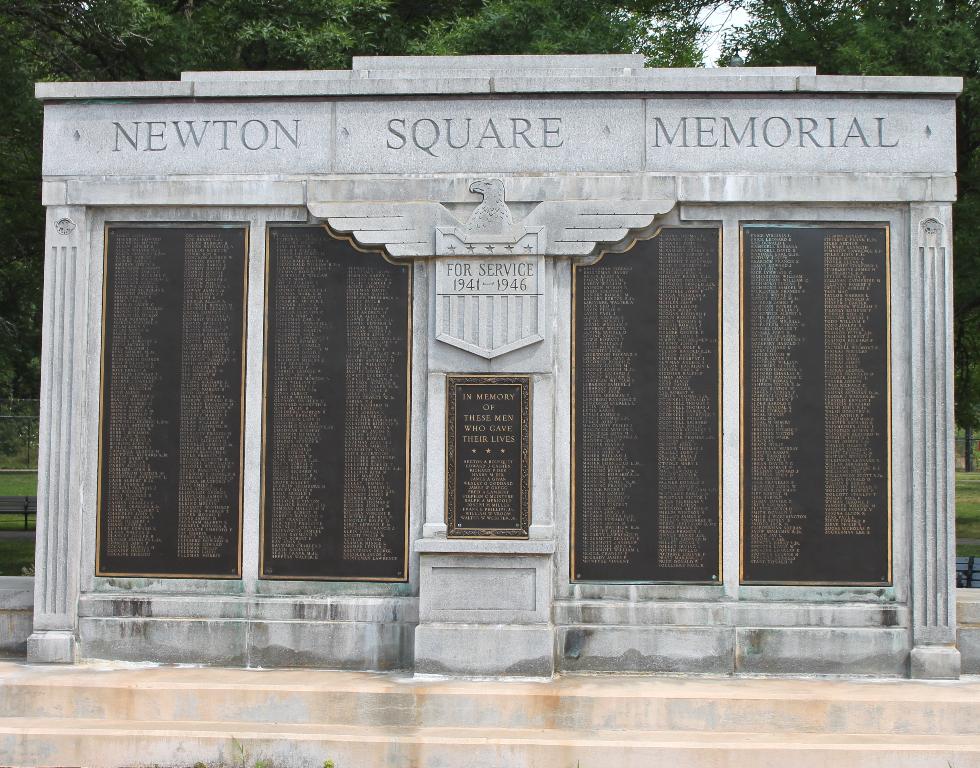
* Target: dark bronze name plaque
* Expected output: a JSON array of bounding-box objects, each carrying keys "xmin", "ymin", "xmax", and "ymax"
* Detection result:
[
  {"xmin": 572, "ymin": 228, "xmax": 721, "ymax": 583},
  {"xmin": 447, "ymin": 375, "xmax": 530, "ymax": 538},
  {"xmin": 742, "ymin": 225, "xmax": 890, "ymax": 585},
  {"xmin": 97, "ymin": 225, "xmax": 247, "ymax": 578},
  {"xmin": 261, "ymin": 227, "xmax": 410, "ymax": 581}
]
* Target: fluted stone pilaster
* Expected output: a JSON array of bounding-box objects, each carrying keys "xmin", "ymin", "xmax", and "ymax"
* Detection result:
[
  {"xmin": 27, "ymin": 206, "xmax": 89, "ymax": 663},
  {"xmin": 908, "ymin": 203, "xmax": 960, "ymax": 679}
]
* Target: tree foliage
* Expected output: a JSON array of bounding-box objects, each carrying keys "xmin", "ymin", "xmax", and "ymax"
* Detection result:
[
  {"xmin": 722, "ymin": 0, "xmax": 980, "ymax": 428},
  {"xmin": 7, "ymin": 0, "xmax": 977, "ymax": 423},
  {"xmin": 0, "ymin": 0, "xmax": 717, "ymax": 398}
]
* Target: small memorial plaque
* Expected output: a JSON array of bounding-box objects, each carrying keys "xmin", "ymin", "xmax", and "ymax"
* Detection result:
[
  {"xmin": 742, "ymin": 225, "xmax": 890, "ymax": 585},
  {"xmin": 447, "ymin": 375, "xmax": 531, "ymax": 538},
  {"xmin": 261, "ymin": 227, "xmax": 411, "ymax": 581},
  {"xmin": 572, "ymin": 228, "xmax": 721, "ymax": 582},
  {"xmin": 97, "ymin": 225, "xmax": 247, "ymax": 578}
]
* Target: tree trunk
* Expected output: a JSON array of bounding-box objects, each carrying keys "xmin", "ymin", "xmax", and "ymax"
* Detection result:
[{"xmin": 967, "ymin": 426, "xmax": 974, "ymax": 472}]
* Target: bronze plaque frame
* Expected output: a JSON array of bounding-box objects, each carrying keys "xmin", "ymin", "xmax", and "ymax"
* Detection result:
[
  {"xmin": 570, "ymin": 226, "xmax": 723, "ymax": 583},
  {"xmin": 446, "ymin": 374, "xmax": 531, "ymax": 539},
  {"xmin": 96, "ymin": 223, "xmax": 248, "ymax": 579},
  {"xmin": 259, "ymin": 224, "xmax": 412, "ymax": 582},
  {"xmin": 739, "ymin": 222, "xmax": 892, "ymax": 586}
]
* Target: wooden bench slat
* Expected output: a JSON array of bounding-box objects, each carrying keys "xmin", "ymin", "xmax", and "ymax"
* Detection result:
[{"xmin": 0, "ymin": 496, "xmax": 37, "ymax": 530}]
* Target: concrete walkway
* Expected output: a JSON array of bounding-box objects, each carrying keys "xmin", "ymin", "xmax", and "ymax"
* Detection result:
[{"xmin": 2, "ymin": 661, "xmax": 980, "ymax": 767}]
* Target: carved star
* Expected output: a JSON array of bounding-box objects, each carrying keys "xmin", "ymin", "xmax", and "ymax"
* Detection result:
[
  {"xmin": 486, "ymin": 244, "xmax": 495, "ymax": 253},
  {"xmin": 500, "ymin": 448, "xmax": 505, "ymax": 454},
  {"xmin": 505, "ymin": 245, "xmax": 515, "ymax": 252},
  {"xmin": 486, "ymin": 448, "xmax": 492, "ymax": 454},
  {"xmin": 465, "ymin": 244, "xmax": 476, "ymax": 252},
  {"xmin": 447, "ymin": 244, "xmax": 456, "ymax": 253},
  {"xmin": 471, "ymin": 449, "xmax": 477, "ymax": 454},
  {"xmin": 524, "ymin": 243, "xmax": 534, "ymax": 252}
]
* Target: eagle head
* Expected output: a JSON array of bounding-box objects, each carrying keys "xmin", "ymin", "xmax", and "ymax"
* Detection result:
[
  {"xmin": 469, "ymin": 178, "xmax": 505, "ymax": 204},
  {"xmin": 465, "ymin": 177, "xmax": 512, "ymax": 234}
]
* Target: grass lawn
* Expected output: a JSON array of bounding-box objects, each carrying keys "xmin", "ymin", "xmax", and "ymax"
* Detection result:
[
  {"xmin": 0, "ymin": 471, "xmax": 37, "ymax": 496},
  {"xmin": 0, "ymin": 513, "xmax": 34, "ymax": 532},
  {"xmin": 0, "ymin": 539, "xmax": 34, "ymax": 576},
  {"xmin": 957, "ymin": 472, "xmax": 980, "ymax": 555},
  {"xmin": 0, "ymin": 471, "xmax": 38, "ymax": 572}
]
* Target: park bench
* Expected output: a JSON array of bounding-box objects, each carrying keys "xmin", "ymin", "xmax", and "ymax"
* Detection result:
[
  {"xmin": 957, "ymin": 556, "xmax": 980, "ymax": 588},
  {"xmin": 0, "ymin": 495, "xmax": 36, "ymax": 531}
]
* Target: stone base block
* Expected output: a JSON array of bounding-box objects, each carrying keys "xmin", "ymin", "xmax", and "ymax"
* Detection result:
[
  {"xmin": 248, "ymin": 619, "xmax": 414, "ymax": 670},
  {"xmin": 956, "ymin": 589, "xmax": 980, "ymax": 674},
  {"xmin": 557, "ymin": 625, "xmax": 734, "ymax": 674},
  {"xmin": 735, "ymin": 627, "xmax": 908, "ymax": 676},
  {"xmin": 80, "ymin": 617, "xmax": 247, "ymax": 666},
  {"xmin": 79, "ymin": 616, "xmax": 415, "ymax": 670},
  {"xmin": 414, "ymin": 623, "xmax": 554, "ymax": 677},
  {"xmin": 910, "ymin": 645, "xmax": 961, "ymax": 679},
  {"xmin": 417, "ymin": 542, "xmax": 554, "ymax": 625},
  {"xmin": 26, "ymin": 630, "xmax": 76, "ymax": 663},
  {"xmin": 0, "ymin": 577, "xmax": 34, "ymax": 657},
  {"xmin": 958, "ymin": 627, "xmax": 980, "ymax": 674}
]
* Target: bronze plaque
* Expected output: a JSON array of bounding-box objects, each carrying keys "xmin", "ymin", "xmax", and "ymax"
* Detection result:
[
  {"xmin": 261, "ymin": 227, "xmax": 410, "ymax": 581},
  {"xmin": 447, "ymin": 375, "xmax": 530, "ymax": 538},
  {"xmin": 742, "ymin": 225, "xmax": 890, "ymax": 585},
  {"xmin": 97, "ymin": 225, "xmax": 247, "ymax": 578},
  {"xmin": 572, "ymin": 228, "xmax": 721, "ymax": 583}
]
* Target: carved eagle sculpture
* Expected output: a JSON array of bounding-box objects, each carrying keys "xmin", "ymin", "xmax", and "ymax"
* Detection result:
[
  {"xmin": 309, "ymin": 181, "xmax": 675, "ymax": 258},
  {"xmin": 465, "ymin": 178, "xmax": 513, "ymax": 234}
]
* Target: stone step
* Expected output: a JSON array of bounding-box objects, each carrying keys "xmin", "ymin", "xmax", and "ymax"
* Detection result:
[
  {"xmin": 2, "ymin": 662, "xmax": 980, "ymax": 738},
  {"xmin": 2, "ymin": 718, "xmax": 980, "ymax": 768}
]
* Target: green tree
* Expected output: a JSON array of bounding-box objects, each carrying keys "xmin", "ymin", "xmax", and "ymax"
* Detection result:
[
  {"xmin": 0, "ymin": 19, "xmax": 45, "ymax": 398},
  {"xmin": 722, "ymin": 0, "xmax": 980, "ymax": 432},
  {"xmin": 0, "ymin": 0, "xmax": 719, "ymax": 398}
]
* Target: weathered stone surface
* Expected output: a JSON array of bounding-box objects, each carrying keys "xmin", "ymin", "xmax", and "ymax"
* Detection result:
[
  {"xmin": 28, "ymin": 55, "xmax": 964, "ymax": 680},
  {"xmin": 0, "ymin": 578, "xmax": 33, "ymax": 657},
  {"xmin": 418, "ymin": 551, "xmax": 550, "ymax": 624},
  {"xmin": 735, "ymin": 627, "xmax": 908, "ymax": 676},
  {"xmin": 35, "ymin": 59, "xmax": 961, "ymax": 100},
  {"xmin": 958, "ymin": 590, "xmax": 980, "ymax": 674},
  {"xmin": 4, "ymin": 663, "xmax": 980, "ymax": 767},
  {"xmin": 42, "ymin": 101, "xmax": 331, "ymax": 176},
  {"xmin": 415, "ymin": 624, "xmax": 554, "ymax": 677},
  {"xmin": 351, "ymin": 54, "xmax": 649, "ymax": 72},
  {"xmin": 248, "ymin": 620, "xmax": 414, "ymax": 670},
  {"xmin": 558, "ymin": 625, "xmax": 734, "ymax": 674},
  {"xmin": 646, "ymin": 97, "xmax": 955, "ymax": 173},
  {"xmin": 335, "ymin": 98, "xmax": 643, "ymax": 174},
  {"xmin": 79, "ymin": 618, "xmax": 248, "ymax": 666},
  {"xmin": 910, "ymin": 645, "xmax": 961, "ymax": 680}
]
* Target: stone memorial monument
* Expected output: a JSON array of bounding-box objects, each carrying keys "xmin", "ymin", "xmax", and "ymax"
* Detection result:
[{"xmin": 27, "ymin": 55, "xmax": 962, "ymax": 679}]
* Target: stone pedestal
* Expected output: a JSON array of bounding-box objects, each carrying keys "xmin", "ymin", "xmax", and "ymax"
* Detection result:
[
  {"xmin": 25, "ymin": 630, "xmax": 76, "ymax": 664},
  {"xmin": 414, "ymin": 539, "xmax": 555, "ymax": 677},
  {"xmin": 910, "ymin": 645, "xmax": 960, "ymax": 679}
]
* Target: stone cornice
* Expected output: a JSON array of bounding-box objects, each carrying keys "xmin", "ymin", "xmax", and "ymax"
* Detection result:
[{"xmin": 35, "ymin": 55, "xmax": 962, "ymax": 101}]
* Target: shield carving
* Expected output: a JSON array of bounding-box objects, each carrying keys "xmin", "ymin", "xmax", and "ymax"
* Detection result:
[{"xmin": 434, "ymin": 179, "xmax": 545, "ymax": 359}]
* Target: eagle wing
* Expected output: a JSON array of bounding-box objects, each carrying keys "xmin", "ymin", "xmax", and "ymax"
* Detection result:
[
  {"xmin": 308, "ymin": 201, "xmax": 462, "ymax": 258},
  {"xmin": 522, "ymin": 199, "xmax": 676, "ymax": 255}
]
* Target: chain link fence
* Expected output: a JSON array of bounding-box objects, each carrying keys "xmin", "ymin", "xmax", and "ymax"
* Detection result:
[{"xmin": 0, "ymin": 399, "xmax": 39, "ymax": 470}]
